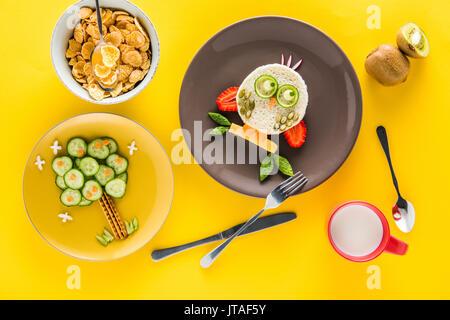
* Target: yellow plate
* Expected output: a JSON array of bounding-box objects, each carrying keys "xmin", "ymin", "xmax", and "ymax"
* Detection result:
[{"xmin": 23, "ymin": 113, "xmax": 174, "ymax": 261}]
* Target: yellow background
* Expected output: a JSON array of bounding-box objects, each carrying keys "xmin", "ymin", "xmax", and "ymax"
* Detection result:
[{"xmin": 2, "ymin": 0, "xmax": 450, "ymax": 299}]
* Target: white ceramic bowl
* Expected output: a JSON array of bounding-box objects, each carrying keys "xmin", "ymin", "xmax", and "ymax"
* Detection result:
[{"xmin": 51, "ymin": 0, "xmax": 160, "ymax": 104}]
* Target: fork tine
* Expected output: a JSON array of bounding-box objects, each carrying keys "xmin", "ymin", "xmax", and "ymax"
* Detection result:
[
  {"xmin": 277, "ymin": 171, "xmax": 303, "ymax": 189},
  {"xmin": 286, "ymin": 177, "xmax": 308, "ymax": 197},
  {"xmin": 284, "ymin": 176, "xmax": 308, "ymax": 194}
]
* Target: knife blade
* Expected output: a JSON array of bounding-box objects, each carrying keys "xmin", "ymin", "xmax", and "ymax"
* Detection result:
[{"xmin": 151, "ymin": 212, "xmax": 296, "ymax": 261}]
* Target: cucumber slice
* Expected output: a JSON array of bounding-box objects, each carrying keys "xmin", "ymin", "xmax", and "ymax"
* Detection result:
[
  {"xmin": 254, "ymin": 75, "xmax": 278, "ymax": 98},
  {"xmin": 52, "ymin": 156, "xmax": 73, "ymax": 176},
  {"xmin": 102, "ymin": 137, "xmax": 118, "ymax": 153},
  {"xmin": 96, "ymin": 235, "xmax": 108, "ymax": 246},
  {"xmin": 276, "ymin": 84, "xmax": 299, "ymax": 108},
  {"xmin": 87, "ymin": 139, "xmax": 110, "ymax": 160},
  {"xmin": 102, "ymin": 228, "xmax": 114, "ymax": 242},
  {"xmin": 79, "ymin": 197, "xmax": 93, "ymax": 207},
  {"xmin": 106, "ymin": 154, "xmax": 128, "ymax": 175},
  {"xmin": 74, "ymin": 158, "xmax": 81, "ymax": 168},
  {"xmin": 79, "ymin": 157, "xmax": 100, "ymax": 176},
  {"xmin": 117, "ymin": 172, "xmax": 128, "ymax": 183},
  {"xmin": 64, "ymin": 169, "xmax": 84, "ymax": 190},
  {"xmin": 60, "ymin": 189, "xmax": 82, "ymax": 207},
  {"xmin": 95, "ymin": 165, "xmax": 115, "ymax": 186},
  {"xmin": 132, "ymin": 217, "xmax": 138, "ymax": 231},
  {"xmin": 55, "ymin": 175, "xmax": 67, "ymax": 190},
  {"xmin": 67, "ymin": 137, "xmax": 87, "ymax": 158},
  {"xmin": 82, "ymin": 180, "xmax": 103, "ymax": 201},
  {"xmin": 105, "ymin": 178, "xmax": 126, "ymax": 198}
]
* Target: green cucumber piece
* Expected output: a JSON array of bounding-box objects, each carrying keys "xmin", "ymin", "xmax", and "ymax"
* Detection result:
[
  {"xmin": 79, "ymin": 156, "xmax": 100, "ymax": 176},
  {"xmin": 82, "ymin": 180, "xmax": 103, "ymax": 201},
  {"xmin": 55, "ymin": 175, "xmax": 67, "ymax": 190},
  {"xmin": 105, "ymin": 178, "xmax": 126, "ymax": 198},
  {"xmin": 102, "ymin": 228, "xmax": 114, "ymax": 242},
  {"xmin": 96, "ymin": 235, "xmax": 108, "ymax": 246},
  {"xmin": 254, "ymin": 74, "xmax": 278, "ymax": 98},
  {"xmin": 63, "ymin": 169, "xmax": 84, "ymax": 190},
  {"xmin": 106, "ymin": 154, "xmax": 128, "ymax": 175},
  {"xmin": 79, "ymin": 197, "xmax": 92, "ymax": 207},
  {"xmin": 125, "ymin": 220, "xmax": 134, "ymax": 234},
  {"xmin": 60, "ymin": 189, "xmax": 82, "ymax": 207},
  {"xmin": 276, "ymin": 84, "xmax": 299, "ymax": 108},
  {"xmin": 87, "ymin": 139, "xmax": 110, "ymax": 160},
  {"xmin": 117, "ymin": 172, "xmax": 128, "ymax": 183},
  {"xmin": 67, "ymin": 137, "xmax": 87, "ymax": 158},
  {"xmin": 95, "ymin": 165, "xmax": 115, "ymax": 186},
  {"xmin": 132, "ymin": 217, "xmax": 138, "ymax": 231},
  {"xmin": 102, "ymin": 137, "xmax": 118, "ymax": 153},
  {"xmin": 52, "ymin": 156, "xmax": 73, "ymax": 176}
]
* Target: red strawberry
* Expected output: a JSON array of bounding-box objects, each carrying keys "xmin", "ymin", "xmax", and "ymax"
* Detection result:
[
  {"xmin": 216, "ymin": 87, "xmax": 239, "ymax": 111},
  {"xmin": 283, "ymin": 120, "xmax": 307, "ymax": 148}
]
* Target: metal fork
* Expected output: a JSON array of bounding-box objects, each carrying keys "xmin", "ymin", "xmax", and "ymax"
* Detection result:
[{"xmin": 200, "ymin": 171, "xmax": 308, "ymax": 268}]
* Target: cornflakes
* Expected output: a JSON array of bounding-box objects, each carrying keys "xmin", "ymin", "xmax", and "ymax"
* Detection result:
[
  {"xmin": 122, "ymin": 50, "xmax": 142, "ymax": 67},
  {"xmin": 66, "ymin": 7, "xmax": 152, "ymax": 100},
  {"xmin": 126, "ymin": 31, "xmax": 145, "ymax": 48}
]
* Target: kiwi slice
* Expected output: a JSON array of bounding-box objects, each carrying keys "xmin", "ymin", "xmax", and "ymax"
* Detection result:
[
  {"xmin": 365, "ymin": 44, "xmax": 410, "ymax": 86},
  {"xmin": 396, "ymin": 23, "xmax": 429, "ymax": 58}
]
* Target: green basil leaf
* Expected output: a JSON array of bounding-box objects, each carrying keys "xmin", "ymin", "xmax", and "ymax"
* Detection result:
[
  {"xmin": 260, "ymin": 155, "xmax": 274, "ymax": 181},
  {"xmin": 208, "ymin": 112, "xmax": 231, "ymax": 126},
  {"xmin": 275, "ymin": 154, "xmax": 294, "ymax": 176},
  {"xmin": 209, "ymin": 126, "xmax": 229, "ymax": 135}
]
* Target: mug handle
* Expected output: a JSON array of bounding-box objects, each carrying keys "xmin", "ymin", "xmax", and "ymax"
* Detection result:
[{"xmin": 385, "ymin": 235, "xmax": 408, "ymax": 255}]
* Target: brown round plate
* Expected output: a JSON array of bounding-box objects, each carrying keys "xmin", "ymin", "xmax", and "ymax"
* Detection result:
[{"xmin": 179, "ymin": 16, "xmax": 362, "ymax": 198}]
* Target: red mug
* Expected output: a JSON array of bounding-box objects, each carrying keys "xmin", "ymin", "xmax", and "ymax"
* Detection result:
[{"xmin": 328, "ymin": 201, "xmax": 408, "ymax": 262}]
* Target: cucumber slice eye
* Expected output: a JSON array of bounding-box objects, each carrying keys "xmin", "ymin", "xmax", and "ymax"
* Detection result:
[
  {"xmin": 67, "ymin": 138, "xmax": 87, "ymax": 158},
  {"xmin": 276, "ymin": 84, "xmax": 299, "ymax": 108},
  {"xmin": 60, "ymin": 189, "xmax": 82, "ymax": 207},
  {"xmin": 87, "ymin": 139, "xmax": 110, "ymax": 160},
  {"xmin": 82, "ymin": 180, "xmax": 103, "ymax": 201},
  {"xmin": 102, "ymin": 137, "xmax": 118, "ymax": 153},
  {"xmin": 255, "ymin": 75, "xmax": 278, "ymax": 98},
  {"xmin": 64, "ymin": 169, "xmax": 84, "ymax": 190},
  {"xmin": 106, "ymin": 154, "xmax": 128, "ymax": 175},
  {"xmin": 95, "ymin": 165, "xmax": 115, "ymax": 186},
  {"xmin": 52, "ymin": 156, "xmax": 73, "ymax": 176}
]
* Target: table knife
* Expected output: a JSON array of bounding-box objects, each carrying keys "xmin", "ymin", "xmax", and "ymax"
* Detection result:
[{"xmin": 151, "ymin": 212, "xmax": 296, "ymax": 261}]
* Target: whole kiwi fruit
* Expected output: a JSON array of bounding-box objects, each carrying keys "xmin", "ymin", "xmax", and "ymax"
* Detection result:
[
  {"xmin": 396, "ymin": 22, "xmax": 430, "ymax": 58},
  {"xmin": 365, "ymin": 44, "xmax": 410, "ymax": 86}
]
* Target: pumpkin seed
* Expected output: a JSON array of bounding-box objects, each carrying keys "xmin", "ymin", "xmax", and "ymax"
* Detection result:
[
  {"xmin": 280, "ymin": 116, "xmax": 287, "ymax": 124},
  {"xmin": 280, "ymin": 124, "xmax": 287, "ymax": 131},
  {"xmin": 245, "ymin": 110, "xmax": 252, "ymax": 118},
  {"xmin": 238, "ymin": 90, "xmax": 245, "ymax": 98},
  {"xmin": 275, "ymin": 114, "xmax": 281, "ymax": 123},
  {"xmin": 287, "ymin": 120, "xmax": 293, "ymax": 127},
  {"xmin": 239, "ymin": 107, "xmax": 246, "ymax": 115},
  {"xmin": 249, "ymin": 100, "xmax": 255, "ymax": 110},
  {"xmin": 288, "ymin": 112, "xmax": 294, "ymax": 120},
  {"xmin": 294, "ymin": 113, "xmax": 300, "ymax": 121},
  {"xmin": 274, "ymin": 123, "xmax": 280, "ymax": 130}
]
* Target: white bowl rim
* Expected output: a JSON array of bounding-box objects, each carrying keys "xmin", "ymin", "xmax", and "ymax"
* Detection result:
[{"xmin": 50, "ymin": 0, "xmax": 160, "ymax": 105}]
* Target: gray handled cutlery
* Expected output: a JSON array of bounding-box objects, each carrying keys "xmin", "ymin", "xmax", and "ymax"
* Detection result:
[
  {"xmin": 151, "ymin": 212, "xmax": 296, "ymax": 261},
  {"xmin": 201, "ymin": 171, "xmax": 308, "ymax": 268}
]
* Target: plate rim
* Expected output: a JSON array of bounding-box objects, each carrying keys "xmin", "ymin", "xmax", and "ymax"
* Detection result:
[
  {"xmin": 178, "ymin": 15, "xmax": 363, "ymax": 198},
  {"xmin": 22, "ymin": 112, "xmax": 174, "ymax": 261}
]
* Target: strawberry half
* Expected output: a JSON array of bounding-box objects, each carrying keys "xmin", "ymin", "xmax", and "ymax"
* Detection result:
[
  {"xmin": 283, "ymin": 120, "xmax": 307, "ymax": 148},
  {"xmin": 216, "ymin": 87, "xmax": 239, "ymax": 111}
]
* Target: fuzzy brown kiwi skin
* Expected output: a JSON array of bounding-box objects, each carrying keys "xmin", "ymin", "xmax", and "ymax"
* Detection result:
[{"xmin": 365, "ymin": 44, "xmax": 410, "ymax": 86}]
